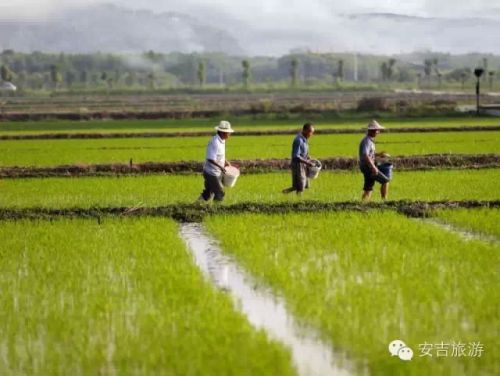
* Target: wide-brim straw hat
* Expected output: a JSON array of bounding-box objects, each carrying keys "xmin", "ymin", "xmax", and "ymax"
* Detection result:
[
  {"xmin": 367, "ymin": 120, "xmax": 385, "ymax": 130},
  {"xmin": 215, "ymin": 120, "xmax": 234, "ymax": 133}
]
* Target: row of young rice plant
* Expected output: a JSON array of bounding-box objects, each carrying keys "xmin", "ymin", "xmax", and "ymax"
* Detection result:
[
  {"xmin": 433, "ymin": 207, "xmax": 500, "ymax": 239},
  {"xmin": 1, "ymin": 169, "xmax": 499, "ymax": 209},
  {"xmin": 1, "ymin": 131, "xmax": 499, "ymax": 167},
  {"xmin": 205, "ymin": 211, "xmax": 500, "ymax": 376},
  {"xmin": 0, "ymin": 217, "xmax": 295, "ymax": 375},
  {"xmin": 1, "ymin": 117, "xmax": 499, "ymax": 135}
]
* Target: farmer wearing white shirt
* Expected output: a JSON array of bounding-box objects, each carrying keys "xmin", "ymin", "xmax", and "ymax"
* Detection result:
[
  {"xmin": 359, "ymin": 120, "xmax": 390, "ymax": 201},
  {"xmin": 199, "ymin": 120, "xmax": 234, "ymax": 202}
]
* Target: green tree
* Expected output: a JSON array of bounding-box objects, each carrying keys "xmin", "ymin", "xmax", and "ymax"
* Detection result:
[
  {"xmin": 460, "ymin": 72, "xmax": 468, "ymax": 89},
  {"xmin": 242, "ymin": 60, "xmax": 250, "ymax": 89},
  {"xmin": 65, "ymin": 70, "xmax": 76, "ymax": 88},
  {"xmin": 147, "ymin": 72, "xmax": 156, "ymax": 90},
  {"xmin": 17, "ymin": 71, "xmax": 27, "ymax": 88},
  {"xmin": 197, "ymin": 61, "xmax": 206, "ymax": 88},
  {"xmin": 387, "ymin": 59, "xmax": 396, "ymax": 80},
  {"xmin": 381, "ymin": 59, "xmax": 396, "ymax": 81},
  {"xmin": 482, "ymin": 57, "xmax": 489, "ymax": 83},
  {"xmin": 290, "ymin": 58, "xmax": 299, "ymax": 88},
  {"xmin": 424, "ymin": 59, "xmax": 433, "ymax": 79},
  {"xmin": 337, "ymin": 59, "xmax": 344, "ymax": 82},
  {"xmin": 380, "ymin": 62, "xmax": 388, "ymax": 81},
  {"xmin": 432, "ymin": 58, "xmax": 440, "ymax": 85},
  {"xmin": 125, "ymin": 72, "xmax": 136, "ymax": 87},
  {"xmin": 100, "ymin": 72, "xmax": 113, "ymax": 93},
  {"xmin": 49, "ymin": 65, "xmax": 61, "ymax": 89},
  {"xmin": 79, "ymin": 70, "xmax": 88, "ymax": 86},
  {"xmin": 107, "ymin": 78, "xmax": 113, "ymax": 91},
  {"xmin": 488, "ymin": 71, "xmax": 495, "ymax": 90},
  {"xmin": 1, "ymin": 65, "xmax": 14, "ymax": 81}
]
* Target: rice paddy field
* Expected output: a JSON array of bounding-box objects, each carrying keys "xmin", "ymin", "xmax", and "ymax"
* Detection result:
[
  {"xmin": 1, "ymin": 131, "xmax": 499, "ymax": 167},
  {"xmin": 205, "ymin": 211, "xmax": 499, "ymax": 375},
  {"xmin": 0, "ymin": 115, "xmax": 499, "ymax": 375},
  {"xmin": 0, "ymin": 116, "xmax": 498, "ymax": 135},
  {"xmin": 1, "ymin": 170, "xmax": 499, "ymax": 209},
  {"xmin": 0, "ymin": 218, "xmax": 295, "ymax": 375}
]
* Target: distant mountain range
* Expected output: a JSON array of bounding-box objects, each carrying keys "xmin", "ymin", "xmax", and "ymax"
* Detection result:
[
  {"xmin": 333, "ymin": 12, "xmax": 500, "ymax": 55},
  {"xmin": 0, "ymin": 4, "xmax": 499, "ymax": 56},
  {"xmin": 0, "ymin": 4, "xmax": 243, "ymax": 55}
]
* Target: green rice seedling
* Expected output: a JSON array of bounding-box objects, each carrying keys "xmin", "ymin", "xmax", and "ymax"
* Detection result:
[
  {"xmin": 1, "ymin": 131, "xmax": 498, "ymax": 167},
  {"xmin": 205, "ymin": 211, "xmax": 500, "ymax": 375},
  {"xmin": 1, "ymin": 116, "xmax": 499, "ymax": 135},
  {"xmin": 0, "ymin": 169, "xmax": 499, "ymax": 209},
  {"xmin": 0, "ymin": 217, "xmax": 295, "ymax": 375}
]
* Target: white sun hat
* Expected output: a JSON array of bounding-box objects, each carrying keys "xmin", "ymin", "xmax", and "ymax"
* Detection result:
[
  {"xmin": 215, "ymin": 120, "xmax": 234, "ymax": 133},
  {"xmin": 367, "ymin": 120, "xmax": 385, "ymax": 130}
]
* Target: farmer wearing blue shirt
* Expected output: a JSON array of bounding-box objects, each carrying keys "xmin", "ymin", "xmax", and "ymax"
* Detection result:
[
  {"xmin": 282, "ymin": 123, "xmax": 315, "ymax": 194},
  {"xmin": 359, "ymin": 120, "xmax": 390, "ymax": 201}
]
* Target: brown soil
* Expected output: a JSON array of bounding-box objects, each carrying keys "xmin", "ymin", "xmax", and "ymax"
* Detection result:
[
  {"xmin": 0, "ymin": 200, "xmax": 498, "ymax": 222},
  {"xmin": 0, "ymin": 154, "xmax": 498, "ymax": 179}
]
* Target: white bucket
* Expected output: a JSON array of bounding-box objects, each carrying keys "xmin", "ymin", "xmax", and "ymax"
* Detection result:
[
  {"xmin": 307, "ymin": 160, "xmax": 322, "ymax": 179},
  {"xmin": 222, "ymin": 166, "xmax": 240, "ymax": 187}
]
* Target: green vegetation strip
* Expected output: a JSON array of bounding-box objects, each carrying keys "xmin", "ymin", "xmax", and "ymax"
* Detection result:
[
  {"xmin": 1, "ymin": 116, "xmax": 499, "ymax": 135},
  {"xmin": 205, "ymin": 212, "xmax": 500, "ymax": 375},
  {"xmin": 1, "ymin": 154, "xmax": 498, "ymax": 178},
  {"xmin": 2, "ymin": 126, "xmax": 499, "ymax": 140},
  {"xmin": 0, "ymin": 200, "xmax": 498, "ymax": 222},
  {"xmin": 1, "ymin": 131, "xmax": 498, "ymax": 167},
  {"xmin": 0, "ymin": 217, "xmax": 295, "ymax": 374},
  {"xmin": 2, "ymin": 170, "xmax": 499, "ymax": 209}
]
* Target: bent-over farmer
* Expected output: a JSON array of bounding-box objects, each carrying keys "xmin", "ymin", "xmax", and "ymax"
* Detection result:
[
  {"xmin": 359, "ymin": 120, "xmax": 390, "ymax": 201},
  {"xmin": 198, "ymin": 120, "xmax": 234, "ymax": 202},
  {"xmin": 282, "ymin": 122, "xmax": 315, "ymax": 194}
]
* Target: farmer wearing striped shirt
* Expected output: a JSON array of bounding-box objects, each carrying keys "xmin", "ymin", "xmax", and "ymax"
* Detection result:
[
  {"xmin": 282, "ymin": 123, "xmax": 315, "ymax": 194},
  {"xmin": 359, "ymin": 120, "xmax": 390, "ymax": 201},
  {"xmin": 198, "ymin": 120, "xmax": 234, "ymax": 202}
]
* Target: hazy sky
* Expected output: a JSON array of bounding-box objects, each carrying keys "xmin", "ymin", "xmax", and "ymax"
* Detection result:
[
  {"xmin": 1, "ymin": 0, "xmax": 500, "ymax": 20},
  {"xmin": 1, "ymin": 0, "xmax": 499, "ymax": 55}
]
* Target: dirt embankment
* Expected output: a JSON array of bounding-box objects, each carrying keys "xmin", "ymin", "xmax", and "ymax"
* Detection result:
[
  {"xmin": 0, "ymin": 200, "xmax": 498, "ymax": 222},
  {"xmin": 1, "ymin": 154, "xmax": 498, "ymax": 179},
  {"xmin": 2, "ymin": 90, "xmax": 498, "ymax": 121}
]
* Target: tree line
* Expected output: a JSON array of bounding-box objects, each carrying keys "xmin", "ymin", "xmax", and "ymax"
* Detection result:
[{"xmin": 0, "ymin": 49, "xmax": 498, "ymax": 92}]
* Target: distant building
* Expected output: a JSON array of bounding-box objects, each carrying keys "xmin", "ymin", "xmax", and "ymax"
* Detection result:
[{"xmin": 0, "ymin": 81, "xmax": 17, "ymax": 92}]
